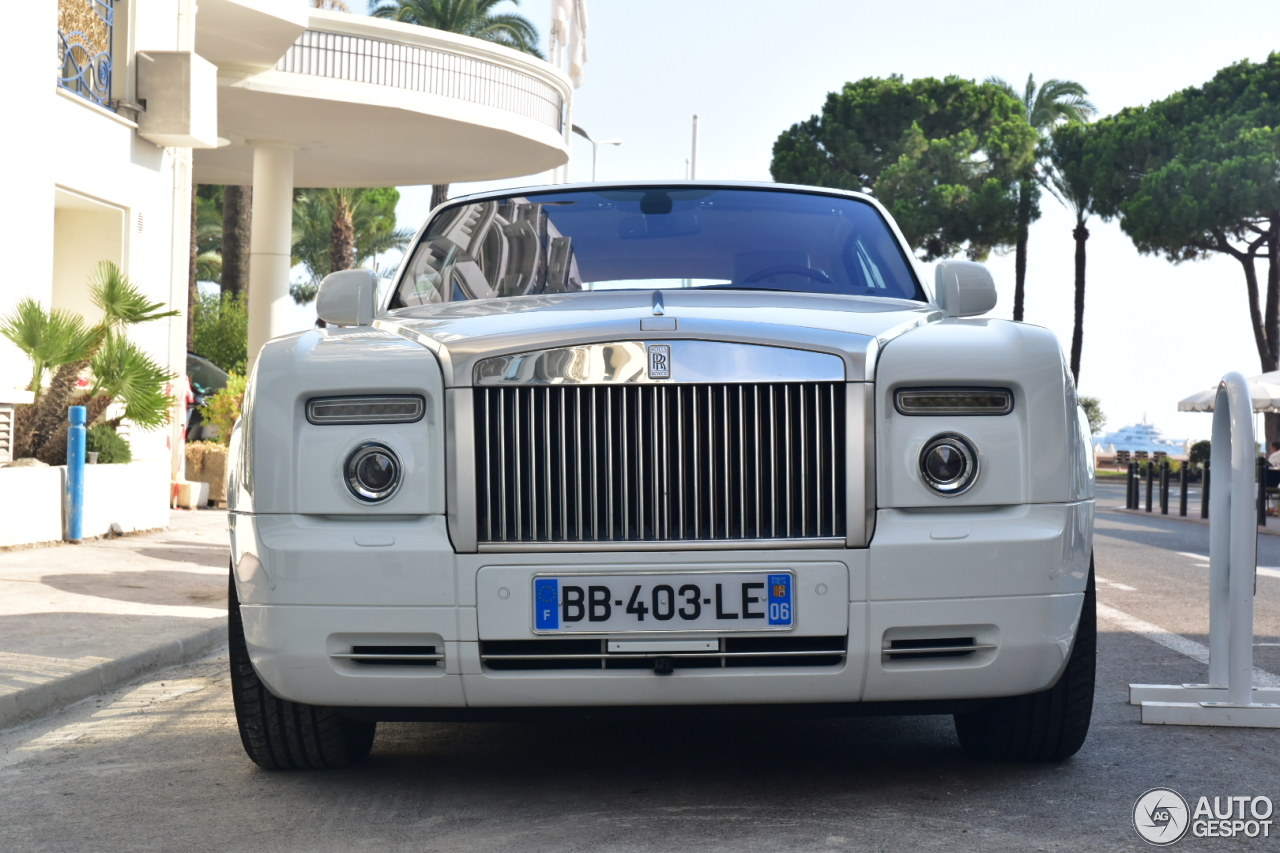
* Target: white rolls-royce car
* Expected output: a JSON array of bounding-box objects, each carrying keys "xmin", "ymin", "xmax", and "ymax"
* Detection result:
[{"xmin": 226, "ymin": 182, "xmax": 1095, "ymax": 770}]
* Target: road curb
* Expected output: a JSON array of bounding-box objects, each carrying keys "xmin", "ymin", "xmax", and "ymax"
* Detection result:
[{"xmin": 0, "ymin": 622, "xmax": 227, "ymax": 731}]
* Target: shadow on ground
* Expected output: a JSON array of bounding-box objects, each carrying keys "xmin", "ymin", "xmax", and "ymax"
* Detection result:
[{"xmin": 38, "ymin": 571, "xmax": 226, "ymax": 608}]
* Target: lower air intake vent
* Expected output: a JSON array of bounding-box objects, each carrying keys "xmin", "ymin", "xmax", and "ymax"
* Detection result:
[
  {"xmin": 332, "ymin": 645, "xmax": 442, "ymax": 666},
  {"xmin": 882, "ymin": 637, "xmax": 993, "ymax": 661},
  {"xmin": 480, "ymin": 636, "xmax": 847, "ymax": 671}
]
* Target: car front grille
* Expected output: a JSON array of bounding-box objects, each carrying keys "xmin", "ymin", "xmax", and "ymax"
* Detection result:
[
  {"xmin": 480, "ymin": 635, "xmax": 848, "ymax": 670},
  {"xmin": 474, "ymin": 383, "xmax": 846, "ymax": 545}
]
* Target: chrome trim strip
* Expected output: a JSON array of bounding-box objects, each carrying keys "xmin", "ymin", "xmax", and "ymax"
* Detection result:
[
  {"xmin": 445, "ymin": 387, "xmax": 478, "ymax": 553},
  {"xmin": 881, "ymin": 645, "xmax": 996, "ymax": 656},
  {"xmin": 476, "ymin": 537, "xmax": 846, "ymax": 553},
  {"xmin": 481, "ymin": 650, "xmax": 845, "ymax": 661},
  {"xmin": 474, "ymin": 340, "xmax": 845, "ymax": 386},
  {"xmin": 331, "ymin": 653, "xmax": 445, "ymax": 662},
  {"xmin": 845, "ymin": 383, "xmax": 875, "ymax": 549}
]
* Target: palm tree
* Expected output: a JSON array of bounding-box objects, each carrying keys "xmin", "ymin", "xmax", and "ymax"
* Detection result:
[
  {"xmin": 289, "ymin": 188, "xmax": 414, "ymax": 304},
  {"xmin": 2, "ymin": 261, "xmax": 178, "ymax": 461},
  {"xmin": 370, "ymin": 0, "xmax": 543, "ymax": 206},
  {"xmin": 1047, "ymin": 122, "xmax": 1096, "ymax": 385},
  {"xmin": 988, "ymin": 75, "xmax": 1096, "ymax": 321}
]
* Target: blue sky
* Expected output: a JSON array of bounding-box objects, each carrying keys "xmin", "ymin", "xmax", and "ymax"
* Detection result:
[{"xmin": 327, "ymin": 0, "xmax": 1280, "ymax": 441}]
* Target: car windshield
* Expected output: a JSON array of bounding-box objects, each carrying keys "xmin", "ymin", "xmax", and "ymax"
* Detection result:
[{"xmin": 390, "ymin": 186, "xmax": 924, "ymax": 307}]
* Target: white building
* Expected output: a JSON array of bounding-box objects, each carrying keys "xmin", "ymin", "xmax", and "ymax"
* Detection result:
[{"xmin": 0, "ymin": 0, "xmax": 571, "ymax": 546}]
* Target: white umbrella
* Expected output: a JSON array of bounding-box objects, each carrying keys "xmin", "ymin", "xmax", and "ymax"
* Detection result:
[{"xmin": 1178, "ymin": 371, "xmax": 1280, "ymax": 413}]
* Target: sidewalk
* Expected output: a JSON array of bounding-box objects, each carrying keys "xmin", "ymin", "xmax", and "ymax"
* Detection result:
[{"xmin": 0, "ymin": 509, "xmax": 229, "ymax": 730}]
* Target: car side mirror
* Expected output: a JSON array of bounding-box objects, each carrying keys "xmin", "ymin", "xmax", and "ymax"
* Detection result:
[
  {"xmin": 935, "ymin": 261, "xmax": 997, "ymax": 318},
  {"xmin": 316, "ymin": 269, "xmax": 378, "ymax": 326}
]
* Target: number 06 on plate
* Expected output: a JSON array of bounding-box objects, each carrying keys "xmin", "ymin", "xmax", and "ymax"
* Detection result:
[{"xmin": 532, "ymin": 572, "xmax": 794, "ymax": 633}]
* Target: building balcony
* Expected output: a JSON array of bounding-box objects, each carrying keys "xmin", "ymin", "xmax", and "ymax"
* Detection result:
[{"xmin": 194, "ymin": 9, "xmax": 572, "ymax": 187}]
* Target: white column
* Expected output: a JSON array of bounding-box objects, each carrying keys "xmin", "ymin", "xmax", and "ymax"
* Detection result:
[{"xmin": 247, "ymin": 144, "xmax": 295, "ymax": 371}]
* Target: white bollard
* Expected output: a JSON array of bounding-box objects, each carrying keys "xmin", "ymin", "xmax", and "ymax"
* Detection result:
[{"xmin": 1128, "ymin": 372, "xmax": 1280, "ymax": 727}]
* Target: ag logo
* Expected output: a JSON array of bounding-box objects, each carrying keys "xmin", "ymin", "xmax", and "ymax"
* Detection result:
[
  {"xmin": 647, "ymin": 344, "xmax": 671, "ymax": 379},
  {"xmin": 1133, "ymin": 787, "xmax": 1190, "ymax": 846}
]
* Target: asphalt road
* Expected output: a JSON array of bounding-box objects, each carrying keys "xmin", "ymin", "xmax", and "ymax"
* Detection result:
[{"xmin": 2, "ymin": 484, "xmax": 1278, "ymax": 853}]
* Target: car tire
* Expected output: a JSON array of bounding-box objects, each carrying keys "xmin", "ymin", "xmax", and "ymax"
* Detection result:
[
  {"xmin": 953, "ymin": 561, "xmax": 1095, "ymax": 762},
  {"xmin": 228, "ymin": 570, "xmax": 376, "ymax": 770}
]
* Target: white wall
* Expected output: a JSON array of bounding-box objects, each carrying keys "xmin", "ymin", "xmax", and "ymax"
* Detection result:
[
  {"xmin": 1, "ymin": 0, "xmax": 198, "ymax": 478},
  {"xmin": 0, "ymin": 0, "xmax": 198, "ymax": 507},
  {"xmin": 0, "ymin": 460, "xmax": 174, "ymax": 548}
]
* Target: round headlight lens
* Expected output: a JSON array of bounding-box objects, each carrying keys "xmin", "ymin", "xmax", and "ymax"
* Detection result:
[
  {"xmin": 919, "ymin": 434, "xmax": 978, "ymax": 495},
  {"xmin": 344, "ymin": 442, "xmax": 401, "ymax": 502}
]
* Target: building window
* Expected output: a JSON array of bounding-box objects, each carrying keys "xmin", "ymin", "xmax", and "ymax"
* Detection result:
[{"xmin": 57, "ymin": 0, "xmax": 115, "ymax": 108}]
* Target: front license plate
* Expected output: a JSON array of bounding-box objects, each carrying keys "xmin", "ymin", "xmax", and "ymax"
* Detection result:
[{"xmin": 532, "ymin": 572, "xmax": 794, "ymax": 633}]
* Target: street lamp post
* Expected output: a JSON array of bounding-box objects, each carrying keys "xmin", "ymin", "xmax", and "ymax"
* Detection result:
[{"xmin": 571, "ymin": 124, "xmax": 623, "ymax": 182}]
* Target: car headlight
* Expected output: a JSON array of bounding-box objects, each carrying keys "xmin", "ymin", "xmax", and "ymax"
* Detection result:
[
  {"xmin": 919, "ymin": 433, "xmax": 979, "ymax": 496},
  {"xmin": 344, "ymin": 442, "xmax": 402, "ymax": 503}
]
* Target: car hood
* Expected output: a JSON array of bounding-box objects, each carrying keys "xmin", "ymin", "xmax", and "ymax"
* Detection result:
[{"xmin": 377, "ymin": 289, "xmax": 940, "ymax": 386}]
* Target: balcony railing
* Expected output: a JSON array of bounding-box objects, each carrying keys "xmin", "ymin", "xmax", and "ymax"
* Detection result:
[
  {"xmin": 57, "ymin": 0, "xmax": 114, "ymax": 108},
  {"xmin": 278, "ymin": 29, "xmax": 564, "ymax": 132}
]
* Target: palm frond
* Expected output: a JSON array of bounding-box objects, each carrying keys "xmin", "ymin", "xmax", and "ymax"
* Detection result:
[
  {"xmin": 368, "ymin": 0, "xmax": 542, "ymax": 56},
  {"xmin": 0, "ymin": 298, "xmax": 97, "ymax": 393},
  {"xmin": 89, "ymin": 261, "xmax": 180, "ymax": 329},
  {"xmin": 89, "ymin": 335, "xmax": 175, "ymax": 429}
]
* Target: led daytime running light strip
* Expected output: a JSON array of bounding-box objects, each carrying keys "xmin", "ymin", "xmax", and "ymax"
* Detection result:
[
  {"xmin": 307, "ymin": 395, "xmax": 425, "ymax": 425},
  {"xmin": 895, "ymin": 387, "xmax": 1013, "ymax": 416}
]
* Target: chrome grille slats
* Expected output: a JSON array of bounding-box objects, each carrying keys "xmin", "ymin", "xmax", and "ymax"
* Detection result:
[{"xmin": 474, "ymin": 382, "xmax": 845, "ymax": 544}]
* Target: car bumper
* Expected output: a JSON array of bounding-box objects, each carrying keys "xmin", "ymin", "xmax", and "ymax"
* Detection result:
[{"xmin": 231, "ymin": 501, "xmax": 1092, "ymax": 709}]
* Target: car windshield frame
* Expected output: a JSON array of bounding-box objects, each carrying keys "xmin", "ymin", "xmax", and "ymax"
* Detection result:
[{"xmin": 389, "ymin": 184, "xmax": 926, "ymax": 308}]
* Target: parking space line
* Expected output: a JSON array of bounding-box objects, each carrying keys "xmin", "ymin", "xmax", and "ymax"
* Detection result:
[
  {"xmin": 1176, "ymin": 552, "xmax": 1280, "ymax": 579},
  {"xmin": 1096, "ymin": 577, "xmax": 1138, "ymax": 592},
  {"xmin": 1096, "ymin": 602, "xmax": 1280, "ymax": 688}
]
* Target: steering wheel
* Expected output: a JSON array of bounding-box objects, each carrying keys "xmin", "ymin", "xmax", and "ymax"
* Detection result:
[{"xmin": 739, "ymin": 265, "xmax": 835, "ymax": 286}]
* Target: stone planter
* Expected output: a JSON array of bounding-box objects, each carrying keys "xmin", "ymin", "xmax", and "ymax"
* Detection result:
[{"xmin": 186, "ymin": 442, "xmax": 228, "ymax": 504}]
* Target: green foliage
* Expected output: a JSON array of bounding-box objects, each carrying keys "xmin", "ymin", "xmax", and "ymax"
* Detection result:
[
  {"xmin": 86, "ymin": 423, "xmax": 132, "ymax": 464},
  {"xmin": 195, "ymin": 189, "xmax": 224, "ymax": 283},
  {"xmin": 1085, "ymin": 53, "xmax": 1280, "ymax": 368},
  {"xmin": 1088, "ymin": 54, "xmax": 1280, "ymax": 256},
  {"xmin": 989, "ymin": 75, "xmax": 1095, "ymax": 135},
  {"xmin": 90, "ymin": 261, "xmax": 181, "ymax": 330},
  {"xmin": 192, "ymin": 291, "xmax": 248, "ymax": 375},
  {"xmin": 369, "ymin": 0, "xmax": 543, "ymax": 57},
  {"xmin": 88, "ymin": 335, "xmax": 175, "ymax": 430},
  {"xmin": 290, "ymin": 187, "xmax": 412, "ymax": 304},
  {"xmin": 770, "ymin": 75, "xmax": 1037, "ymax": 260},
  {"xmin": 1189, "ymin": 440, "xmax": 1212, "ymax": 467},
  {"xmin": 0, "ymin": 298, "xmax": 96, "ymax": 395},
  {"xmin": 1047, "ymin": 122, "xmax": 1096, "ymax": 220},
  {"xmin": 201, "ymin": 373, "xmax": 247, "ymax": 446},
  {"xmin": 1079, "ymin": 396, "xmax": 1105, "ymax": 436}
]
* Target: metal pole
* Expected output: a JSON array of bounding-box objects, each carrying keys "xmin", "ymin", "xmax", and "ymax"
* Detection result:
[
  {"xmin": 690, "ymin": 115, "xmax": 699, "ymax": 179},
  {"xmin": 1202, "ymin": 461, "xmax": 1210, "ymax": 519},
  {"xmin": 66, "ymin": 406, "xmax": 86, "ymax": 542},
  {"xmin": 591, "ymin": 140, "xmax": 599, "ymax": 182},
  {"xmin": 1179, "ymin": 463, "xmax": 1188, "ymax": 516},
  {"xmin": 1160, "ymin": 459, "xmax": 1170, "ymax": 514},
  {"xmin": 1152, "ymin": 458, "xmax": 1162, "ymax": 512},
  {"xmin": 1128, "ymin": 462, "xmax": 1137, "ymax": 509}
]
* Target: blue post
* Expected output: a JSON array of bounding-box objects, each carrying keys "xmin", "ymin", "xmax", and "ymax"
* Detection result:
[{"xmin": 66, "ymin": 405, "xmax": 86, "ymax": 542}]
